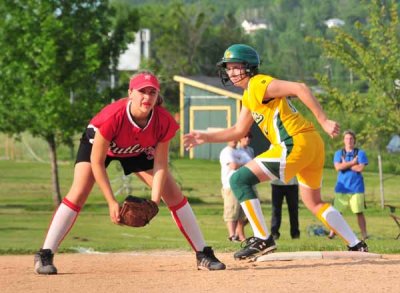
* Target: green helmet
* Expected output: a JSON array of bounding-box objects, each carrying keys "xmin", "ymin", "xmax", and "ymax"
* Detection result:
[
  {"xmin": 218, "ymin": 44, "xmax": 260, "ymax": 68},
  {"xmin": 217, "ymin": 44, "xmax": 260, "ymax": 86}
]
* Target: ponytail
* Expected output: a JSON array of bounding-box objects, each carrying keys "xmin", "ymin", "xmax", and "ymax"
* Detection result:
[{"xmin": 156, "ymin": 94, "xmax": 164, "ymax": 106}]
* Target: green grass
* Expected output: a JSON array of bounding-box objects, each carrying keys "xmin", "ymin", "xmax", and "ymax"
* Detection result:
[{"xmin": 0, "ymin": 158, "xmax": 399, "ymax": 255}]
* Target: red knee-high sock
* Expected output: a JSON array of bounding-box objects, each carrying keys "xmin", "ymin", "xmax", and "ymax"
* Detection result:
[
  {"xmin": 169, "ymin": 197, "xmax": 206, "ymax": 252},
  {"xmin": 42, "ymin": 198, "xmax": 81, "ymax": 253}
]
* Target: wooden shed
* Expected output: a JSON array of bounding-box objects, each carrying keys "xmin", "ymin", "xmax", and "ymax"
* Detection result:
[{"xmin": 174, "ymin": 75, "xmax": 270, "ymax": 160}]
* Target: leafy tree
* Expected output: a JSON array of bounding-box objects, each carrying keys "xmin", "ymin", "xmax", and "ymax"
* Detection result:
[
  {"xmin": 246, "ymin": 0, "xmax": 372, "ymax": 87},
  {"xmin": 199, "ymin": 12, "xmax": 250, "ymax": 75},
  {"xmin": 313, "ymin": 0, "xmax": 400, "ymax": 150},
  {"xmin": 137, "ymin": 1, "xmax": 249, "ymax": 109},
  {"xmin": 0, "ymin": 0, "xmax": 139, "ymax": 206},
  {"xmin": 138, "ymin": 1, "xmax": 212, "ymax": 106},
  {"xmin": 251, "ymin": 0, "xmax": 335, "ymax": 82}
]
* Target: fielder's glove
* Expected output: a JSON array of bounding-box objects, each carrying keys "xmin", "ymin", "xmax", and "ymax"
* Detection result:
[{"xmin": 118, "ymin": 195, "xmax": 159, "ymax": 227}]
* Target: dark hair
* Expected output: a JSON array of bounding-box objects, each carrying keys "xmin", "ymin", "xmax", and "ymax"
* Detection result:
[
  {"xmin": 156, "ymin": 94, "xmax": 164, "ymax": 106},
  {"xmin": 343, "ymin": 129, "xmax": 356, "ymax": 139}
]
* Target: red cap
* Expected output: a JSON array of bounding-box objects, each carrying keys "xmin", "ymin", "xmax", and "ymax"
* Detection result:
[{"xmin": 129, "ymin": 73, "xmax": 160, "ymax": 91}]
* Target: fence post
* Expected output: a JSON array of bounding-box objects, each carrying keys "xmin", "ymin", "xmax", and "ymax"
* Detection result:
[{"xmin": 378, "ymin": 153, "xmax": 384, "ymax": 209}]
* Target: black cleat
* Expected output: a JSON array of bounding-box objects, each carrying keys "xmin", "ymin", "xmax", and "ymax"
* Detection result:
[
  {"xmin": 348, "ymin": 240, "xmax": 368, "ymax": 252},
  {"xmin": 34, "ymin": 248, "xmax": 57, "ymax": 275},
  {"xmin": 234, "ymin": 236, "xmax": 277, "ymax": 260},
  {"xmin": 196, "ymin": 246, "xmax": 226, "ymax": 270}
]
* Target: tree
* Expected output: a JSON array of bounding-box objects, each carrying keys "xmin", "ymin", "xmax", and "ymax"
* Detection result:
[
  {"xmin": 199, "ymin": 12, "xmax": 249, "ymax": 76},
  {"xmin": 137, "ymin": 1, "xmax": 249, "ymax": 109},
  {"xmin": 0, "ymin": 0, "xmax": 139, "ymax": 206},
  {"xmin": 137, "ymin": 1, "xmax": 212, "ymax": 107},
  {"xmin": 313, "ymin": 0, "xmax": 400, "ymax": 150},
  {"xmin": 250, "ymin": 0, "xmax": 337, "ymax": 82}
]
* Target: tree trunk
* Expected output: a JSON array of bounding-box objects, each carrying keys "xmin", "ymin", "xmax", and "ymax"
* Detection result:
[{"xmin": 47, "ymin": 135, "xmax": 62, "ymax": 207}]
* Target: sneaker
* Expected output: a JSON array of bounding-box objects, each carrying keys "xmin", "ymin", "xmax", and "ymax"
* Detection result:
[
  {"xmin": 228, "ymin": 235, "xmax": 241, "ymax": 243},
  {"xmin": 348, "ymin": 241, "xmax": 368, "ymax": 252},
  {"xmin": 271, "ymin": 233, "xmax": 280, "ymax": 240},
  {"xmin": 196, "ymin": 246, "xmax": 226, "ymax": 270},
  {"xmin": 34, "ymin": 249, "xmax": 57, "ymax": 275},
  {"xmin": 234, "ymin": 236, "xmax": 277, "ymax": 260},
  {"xmin": 328, "ymin": 231, "xmax": 336, "ymax": 239}
]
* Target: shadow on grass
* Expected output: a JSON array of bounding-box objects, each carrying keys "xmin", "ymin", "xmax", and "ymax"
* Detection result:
[
  {"xmin": 0, "ymin": 196, "xmax": 213, "ymax": 213},
  {"xmin": 0, "ymin": 227, "xmax": 36, "ymax": 231}
]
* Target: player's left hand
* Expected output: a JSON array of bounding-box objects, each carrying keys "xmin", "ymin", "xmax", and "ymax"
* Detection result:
[
  {"xmin": 321, "ymin": 119, "xmax": 340, "ymax": 138},
  {"xmin": 183, "ymin": 131, "xmax": 206, "ymax": 150},
  {"xmin": 108, "ymin": 200, "xmax": 121, "ymax": 224}
]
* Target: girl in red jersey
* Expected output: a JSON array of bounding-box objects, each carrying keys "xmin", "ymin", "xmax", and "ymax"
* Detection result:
[{"xmin": 34, "ymin": 72, "xmax": 225, "ymax": 274}]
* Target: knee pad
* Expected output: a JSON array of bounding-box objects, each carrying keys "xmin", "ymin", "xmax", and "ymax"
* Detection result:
[{"xmin": 230, "ymin": 167, "xmax": 260, "ymax": 202}]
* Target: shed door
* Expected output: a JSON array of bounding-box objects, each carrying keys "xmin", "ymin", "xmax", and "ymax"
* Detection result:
[{"xmin": 189, "ymin": 106, "xmax": 231, "ymax": 160}]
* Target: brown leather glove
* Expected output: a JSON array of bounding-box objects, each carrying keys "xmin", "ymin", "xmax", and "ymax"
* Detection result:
[{"xmin": 118, "ymin": 195, "xmax": 159, "ymax": 227}]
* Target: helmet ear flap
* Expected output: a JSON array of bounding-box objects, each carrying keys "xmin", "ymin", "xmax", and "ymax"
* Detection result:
[
  {"xmin": 217, "ymin": 61, "xmax": 257, "ymax": 87},
  {"xmin": 246, "ymin": 64, "xmax": 258, "ymax": 77}
]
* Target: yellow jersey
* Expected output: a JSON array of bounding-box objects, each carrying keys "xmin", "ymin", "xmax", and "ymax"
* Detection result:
[{"xmin": 242, "ymin": 74, "xmax": 315, "ymax": 145}]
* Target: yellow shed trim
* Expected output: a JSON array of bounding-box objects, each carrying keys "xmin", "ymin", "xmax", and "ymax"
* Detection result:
[{"xmin": 173, "ymin": 75, "xmax": 242, "ymax": 100}]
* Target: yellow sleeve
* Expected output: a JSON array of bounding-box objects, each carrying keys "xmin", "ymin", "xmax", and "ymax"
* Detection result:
[{"xmin": 243, "ymin": 75, "xmax": 275, "ymax": 109}]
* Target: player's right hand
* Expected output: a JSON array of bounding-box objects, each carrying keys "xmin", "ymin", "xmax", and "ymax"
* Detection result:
[
  {"xmin": 183, "ymin": 131, "xmax": 206, "ymax": 150},
  {"xmin": 321, "ymin": 119, "xmax": 340, "ymax": 138}
]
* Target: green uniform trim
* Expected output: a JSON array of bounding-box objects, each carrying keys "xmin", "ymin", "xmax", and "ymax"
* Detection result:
[
  {"xmin": 229, "ymin": 167, "xmax": 260, "ymax": 202},
  {"xmin": 259, "ymin": 113, "xmax": 294, "ymax": 179},
  {"xmin": 261, "ymin": 161, "xmax": 280, "ymax": 178},
  {"xmin": 276, "ymin": 113, "xmax": 293, "ymax": 155}
]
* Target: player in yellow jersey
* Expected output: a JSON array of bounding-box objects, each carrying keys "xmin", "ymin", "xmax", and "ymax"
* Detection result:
[{"xmin": 184, "ymin": 44, "xmax": 368, "ymax": 260}]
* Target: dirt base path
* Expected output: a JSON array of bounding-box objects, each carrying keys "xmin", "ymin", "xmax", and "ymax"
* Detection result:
[{"xmin": 1, "ymin": 251, "xmax": 400, "ymax": 293}]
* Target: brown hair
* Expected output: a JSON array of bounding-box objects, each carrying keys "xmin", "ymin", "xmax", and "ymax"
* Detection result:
[
  {"xmin": 156, "ymin": 94, "xmax": 164, "ymax": 106},
  {"xmin": 343, "ymin": 129, "xmax": 356, "ymax": 141}
]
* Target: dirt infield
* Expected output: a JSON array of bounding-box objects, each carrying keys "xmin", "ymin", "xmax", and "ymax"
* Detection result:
[{"xmin": 1, "ymin": 251, "xmax": 400, "ymax": 293}]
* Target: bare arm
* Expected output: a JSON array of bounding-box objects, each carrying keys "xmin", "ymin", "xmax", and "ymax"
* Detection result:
[
  {"xmin": 228, "ymin": 162, "xmax": 241, "ymax": 170},
  {"xmin": 334, "ymin": 156, "xmax": 360, "ymax": 171},
  {"xmin": 151, "ymin": 141, "xmax": 169, "ymax": 205},
  {"xmin": 351, "ymin": 163, "xmax": 366, "ymax": 172},
  {"xmin": 266, "ymin": 79, "xmax": 340, "ymax": 138},
  {"xmin": 91, "ymin": 131, "xmax": 120, "ymax": 223},
  {"xmin": 184, "ymin": 107, "xmax": 254, "ymax": 149}
]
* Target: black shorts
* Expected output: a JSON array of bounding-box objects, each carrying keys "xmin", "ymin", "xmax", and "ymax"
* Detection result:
[{"xmin": 75, "ymin": 133, "xmax": 154, "ymax": 175}]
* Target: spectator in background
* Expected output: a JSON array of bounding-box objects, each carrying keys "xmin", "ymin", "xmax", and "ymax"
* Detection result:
[
  {"xmin": 270, "ymin": 177, "xmax": 300, "ymax": 240},
  {"xmin": 219, "ymin": 140, "xmax": 249, "ymax": 242},
  {"xmin": 237, "ymin": 131, "xmax": 260, "ymax": 200},
  {"xmin": 237, "ymin": 132, "xmax": 255, "ymax": 159},
  {"xmin": 330, "ymin": 130, "xmax": 368, "ymax": 240}
]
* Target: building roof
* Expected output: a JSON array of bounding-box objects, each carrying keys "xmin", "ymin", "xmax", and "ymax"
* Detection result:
[
  {"xmin": 324, "ymin": 18, "xmax": 345, "ymax": 28},
  {"xmin": 117, "ymin": 29, "xmax": 151, "ymax": 71},
  {"xmin": 173, "ymin": 75, "xmax": 243, "ymax": 99},
  {"xmin": 241, "ymin": 20, "xmax": 268, "ymax": 34}
]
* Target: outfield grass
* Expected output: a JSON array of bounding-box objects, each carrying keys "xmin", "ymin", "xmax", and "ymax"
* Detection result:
[{"xmin": 0, "ymin": 159, "xmax": 399, "ymax": 255}]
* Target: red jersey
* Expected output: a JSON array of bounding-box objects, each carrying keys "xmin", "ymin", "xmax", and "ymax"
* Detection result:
[{"xmin": 87, "ymin": 98, "xmax": 179, "ymax": 158}]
